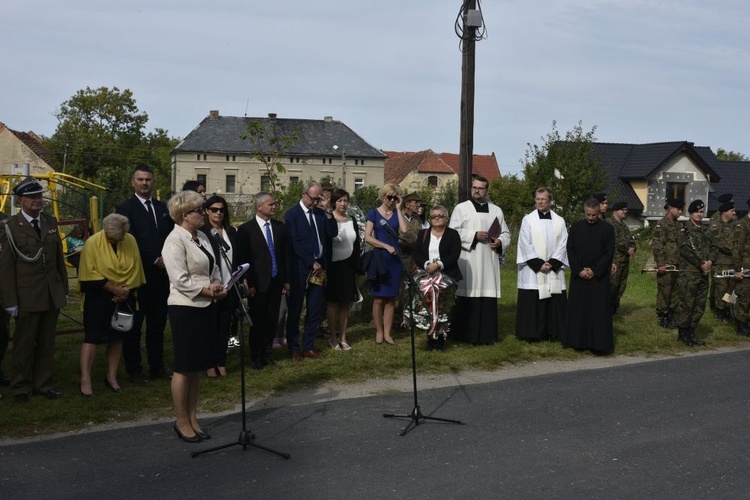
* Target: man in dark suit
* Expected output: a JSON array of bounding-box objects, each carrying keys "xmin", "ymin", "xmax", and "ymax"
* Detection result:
[
  {"xmin": 0, "ymin": 178, "xmax": 68, "ymax": 402},
  {"xmin": 116, "ymin": 164, "xmax": 175, "ymax": 383},
  {"xmin": 284, "ymin": 181, "xmax": 337, "ymax": 360},
  {"xmin": 237, "ymin": 192, "xmax": 289, "ymax": 369}
]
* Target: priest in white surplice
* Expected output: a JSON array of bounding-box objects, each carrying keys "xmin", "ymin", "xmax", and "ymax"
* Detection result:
[
  {"xmin": 515, "ymin": 187, "xmax": 569, "ymax": 342},
  {"xmin": 449, "ymin": 176, "xmax": 511, "ymax": 344}
]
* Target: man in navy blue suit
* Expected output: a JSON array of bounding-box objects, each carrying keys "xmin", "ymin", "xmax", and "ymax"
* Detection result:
[
  {"xmin": 116, "ymin": 164, "xmax": 175, "ymax": 383},
  {"xmin": 284, "ymin": 181, "xmax": 337, "ymax": 360}
]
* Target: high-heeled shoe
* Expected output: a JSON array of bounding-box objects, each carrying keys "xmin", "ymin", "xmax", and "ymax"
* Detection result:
[
  {"xmin": 383, "ymin": 336, "xmax": 396, "ymax": 345},
  {"xmin": 173, "ymin": 422, "xmax": 201, "ymax": 443},
  {"xmin": 193, "ymin": 429, "xmax": 211, "ymax": 440},
  {"xmin": 328, "ymin": 338, "xmax": 342, "ymax": 350},
  {"xmin": 80, "ymin": 386, "xmax": 93, "ymax": 398},
  {"xmin": 104, "ymin": 378, "xmax": 124, "ymax": 393}
]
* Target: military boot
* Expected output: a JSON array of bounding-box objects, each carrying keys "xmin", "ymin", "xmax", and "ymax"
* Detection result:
[
  {"xmin": 736, "ymin": 321, "xmax": 750, "ymax": 337},
  {"xmin": 688, "ymin": 327, "xmax": 706, "ymax": 346},
  {"xmin": 658, "ymin": 313, "xmax": 669, "ymax": 329},
  {"xmin": 677, "ymin": 327, "xmax": 693, "ymax": 346},
  {"xmin": 666, "ymin": 311, "xmax": 678, "ymax": 329}
]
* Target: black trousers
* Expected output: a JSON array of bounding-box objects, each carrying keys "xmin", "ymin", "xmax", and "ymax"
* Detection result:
[
  {"xmin": 248, "ymin": 277, "xmax": 284, "ymax": 362},
  {"xmin": 124, "ymin": 270, "xmax": 169, "ymax": 375}
]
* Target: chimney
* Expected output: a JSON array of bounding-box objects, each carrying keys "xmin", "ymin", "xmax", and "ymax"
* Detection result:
[
  {"xmin": 209, "ymin": 110, "xmax": 219, "ymax": 119},
  {"xmin": 324, "ymin": 116, "xmax": 333, "ymax": 122},
  {"xmin": 268, "ymin": 113, "xmax": 277, "ymax": 123}
]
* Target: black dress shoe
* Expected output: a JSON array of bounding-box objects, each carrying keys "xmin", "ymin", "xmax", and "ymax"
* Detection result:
[
  {"xmin": 15, "ymin": 393, "xmax": 29, "ymax": 403},
  {"xmin": 263, "ymin": 357, "xmax": 277, "ymax": 367},
  {"xmin": 150, "ymin": 368, "xmax": 173, "ymax": 381},
  {"xmin": 129, "ymin": 373, "xmax": 151, "ymax": 385},
  {"xmin": 0, "ymin": 371, "xmax": 10, "ymax": 386},
  {"xmin": 173, "ymin": 422, "xmax": 201, "ymax": 443},
  {"xmin": 42, "ymin": 389, "xmax": 63, "ymax": 399}
]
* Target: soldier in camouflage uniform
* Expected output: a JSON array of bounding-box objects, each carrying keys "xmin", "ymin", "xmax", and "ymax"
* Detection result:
[
  {"xmin": 608, "ymin": 201, "xmax": 636, "ymax": 314},
  {"xmin": 651, "ymin": 198, "xmax": 684, "ymax": 328},
  {"xmin": 674, "ymin": 200, "xmax": 712, "ymax": 346},
  {"xmin": 732, "ymin": 199, "xmax": 750, "ymax": 335},
  {"xmin": 710, "ymin": 201, "xmax": 737, "ymax": 321},
  {"xmin": 708, "ymin": 193, "xmax": 733, "ymax": 312}
]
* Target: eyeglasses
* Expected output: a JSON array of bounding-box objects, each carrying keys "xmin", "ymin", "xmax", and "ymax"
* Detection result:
[
  {"xmin": 304, "ymin": 192, "xmax": 321, "ymax": 203},
  {"xmin": 207, "ymin": 206, "xmax": 225, "ymax": 214},
  {"xmin": 386, "ymin": 195, "xmax": 398, "ymax": 202},
  {"xmin": 430, "ymin": 214, "xmax": 447, "ymax": 220},
  {"xmin": 471, "ymin": 186, "xmax": 487, "ymax": 191}
]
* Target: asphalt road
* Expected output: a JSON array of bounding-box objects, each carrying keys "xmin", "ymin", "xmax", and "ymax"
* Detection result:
[{"xmin": 3, "ymin": 349, "xmax": 750, "ymax": 499}]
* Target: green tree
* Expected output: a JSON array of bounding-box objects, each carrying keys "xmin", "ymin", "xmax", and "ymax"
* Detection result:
[
  {"xmin": 352, "ymin": 185, "xmax": 380, "ymax": 213},
  {"xmin": 434, "ymin": 179, "xmax": 458, "ymax": 211},
  {"xmin": 240, "ymin": 119, "xmax": 299, "ymax": 199},
  {"xmin": 523, "ymin": 120, "xmax": 604, "ymax": 223},
  {"xmin": 44, "ymin": 86, "xmax": 178, "ymax": 212},
  {"xmin": 488, "ymin": 174, "xmax": 530, "ymax": 233},
  {"xmin": 715, "ymin": 148, "xmax": 749, "ymax": 161}
]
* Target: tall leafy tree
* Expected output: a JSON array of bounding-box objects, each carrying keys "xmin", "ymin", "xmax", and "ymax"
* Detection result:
[
  {"xmin": 523, "ymin": 120, "xmax": 604, "ymax": 223},
  {"xmin": 240, "ymin": 119, "xmax": 299, "ymax": 198},
  {"xmin": 488, "ymin": 174, "xmax": 529, "ymax": 233},
  {"xmin": 44, "ymin": 87, "xmax": 178, "ymax": 212}
]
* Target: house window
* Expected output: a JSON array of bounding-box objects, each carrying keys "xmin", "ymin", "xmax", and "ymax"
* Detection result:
[
  {"xmin": 233, "ymin": 155, "xmax": 236, "ymax": 161},
  {"xmin": 328, "ymin": 158, "xmax": 332, "ymax": 164},
  {"xmin": 261, "ymin": 175, "xmax": 271, "ymax": 191},
  {"xmin": 427, "ymin": 176, "xmax": 438, "ymax": 188},
  {"xmin": 203, "ymin": 154, "xmax": 207, "ymax": 161},
  {"xmin": 196, "ymin": 174, "xmax": 207, "ymax": 187},
  {"xmin": 666, "ymin": 182, "xmax": 686, "ymax": 202},
  {"xmin": 196, "ymin": 154, "xmax": 200, "ymax": 161},
  {"xmin": 361, "ymin": 160, "xmax": 365, "ymax": 166},
  {"xmin": 289, "ymin": 176, "xmax": 300, "ymax": 184},
  {"xmin": 290, "ymin": 157, "xmax": 294, "ymax": 163},
  {"xmin": 354, "ymin": 159, "xmax": 359, "ymax": 166},
  {"xmin": 354, "ymin": 178, "xmax": 364, "ymax": 191},
  {"xmin": 226, "ymin": 175, "xmax": 236, "ymax": 193},
  {"xmin": 226, "ymin": 155, "xmax": 230, "ymax": 162}
]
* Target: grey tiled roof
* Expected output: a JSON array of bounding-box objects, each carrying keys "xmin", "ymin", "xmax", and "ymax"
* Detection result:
[
  {"xmin": 174, "ymin": 115, "xmax": 386, "ymax": 158},
  {"xmin": 704, "ymin": 159, "xmax": 750, "ymax": 213},
  {"xmin": 590, "ymin": 141, "xmax": 727, "ymax": 212}
]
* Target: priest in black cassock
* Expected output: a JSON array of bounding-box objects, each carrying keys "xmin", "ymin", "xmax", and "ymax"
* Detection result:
[{"xmin": 562, "ymin": 198, "xmax": 616, "ymax": 353}]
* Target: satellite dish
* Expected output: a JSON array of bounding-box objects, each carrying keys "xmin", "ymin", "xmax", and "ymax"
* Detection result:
[{"xmin": 333, "ymin": 145, "xmax": 339, "ymax": 150}]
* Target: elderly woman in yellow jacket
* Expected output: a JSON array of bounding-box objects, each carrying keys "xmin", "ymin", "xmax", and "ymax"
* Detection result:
[{"xmin": 78, "ymin": 213, "xmax": 146, "ymax": 397}]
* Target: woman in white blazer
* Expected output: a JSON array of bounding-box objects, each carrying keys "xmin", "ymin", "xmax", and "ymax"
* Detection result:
[{"xmin": 162, "ymin": 190, "xmax": 227, "ymax": 443}]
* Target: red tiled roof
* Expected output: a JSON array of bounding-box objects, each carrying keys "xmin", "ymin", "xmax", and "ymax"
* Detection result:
[
  {"xmin": 438, "ymin": 152, "xmax": 501, "ymax": 180},
  {"xmin": 0, "ymin": 122, "xmax": 57, "ymax": 169},
  {"xmin": 383, "ymin": 149, "xmax": 455, "ymax": 184}
]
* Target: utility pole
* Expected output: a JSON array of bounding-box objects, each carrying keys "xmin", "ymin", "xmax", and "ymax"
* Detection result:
[{"xmin": 458, "ymin": 0, "xmax": 483, "ymax": 202}]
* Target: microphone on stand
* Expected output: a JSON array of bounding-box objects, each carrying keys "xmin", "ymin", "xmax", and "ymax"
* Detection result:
[
  {"xmin": 379, "ymin": 218, "xmax": 400, "ymax": 240},
  {"xmin": 210, "ymin": 228, "xmax": 231, "ymax": 252}
]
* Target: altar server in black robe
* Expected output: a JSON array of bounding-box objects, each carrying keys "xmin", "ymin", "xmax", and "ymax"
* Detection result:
[{"xmin": 563, "ymin": 198, "xmax": 616, "ymax": 353}]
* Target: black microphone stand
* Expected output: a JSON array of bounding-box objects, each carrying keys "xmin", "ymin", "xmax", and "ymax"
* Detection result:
[
  {"xmin": 380, "ymin": 221, "xmax": 464, "ymax": 436},
  {"xmin": 192, "ymin": 232, "xmax": 289, "ymax": 459}
]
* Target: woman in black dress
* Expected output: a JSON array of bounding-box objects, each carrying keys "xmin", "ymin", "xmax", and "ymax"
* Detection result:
[
  {"xmin": 163, "ymin": 190, "xmax": 228, "ymax": 443},
  {"xmin": 78, "ymin": 214, "xmax": 146, "ymax": 396},
  {"xmin": 201, "ymin": 195, "xmax": 240, "ymax": 377},
  {"xmin": 325, "ymin": 189, "xmax": 360, "ymax": 350}
]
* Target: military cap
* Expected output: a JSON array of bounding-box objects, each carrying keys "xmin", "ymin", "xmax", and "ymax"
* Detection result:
[
  {"xmin": 719, "ymin": 201, "xmax": 735, "ymax": 213},
  {"xmin": 612, "ymin": 201, "xmax": 627, "ymax": 211},
  {"xmin": 664, "ymin": 197, "xmax": 684, "ymax": 209},
  {"xmin": 402, "ymin": 192, "xmax": 422, "ymax": 203},
  {"xmin": 688, "ymin": 199, "xmax": 705, "ymax": 214},
  {"xmin": 12, "ymin": 177, "xmax": 44, "ymax": 197},
  {"xmin": 718, "ymin": 193, "xmax": 734, "ymax": 203},
  {"xmin": 593, "ymin": 192, "xmax": 608, "ymax": 203}
]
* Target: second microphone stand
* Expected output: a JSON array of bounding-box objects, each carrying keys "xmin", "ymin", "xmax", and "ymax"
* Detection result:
[
  {"xmin": 191, "ymin": 232, "xmax": 289, "ymax": 459},
  {"xmin": 380, "ymin": 221, "xmax": 464, "ymax": 436}
]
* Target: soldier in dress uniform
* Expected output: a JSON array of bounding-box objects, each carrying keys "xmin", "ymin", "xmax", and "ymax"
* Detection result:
[
  {"xmin": 709, "ymin": 200, "xmax": 737, "ymax": 321},
  {"xmin": 674, "ymin": 200, "xmax": 712, "ymax": 346},
  {"xmin": 608, "ymin": 201, "xmax": 636, "ymax": 315},
  {"xmin": 732, "ymin": 198, "xmax": 750, "ymax": 336},
  {"xmin": 0, "ymin": 177, "xmax": 68, "ymax": 402},
  {"xmin": 651, "ymin": 197, "xmax": 684, "ymax": 329}
]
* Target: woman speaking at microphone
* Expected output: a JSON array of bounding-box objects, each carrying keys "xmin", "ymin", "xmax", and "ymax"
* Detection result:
[{"xmin": 163, "ymin": 190, "xmax": 228, "ymax": 443}]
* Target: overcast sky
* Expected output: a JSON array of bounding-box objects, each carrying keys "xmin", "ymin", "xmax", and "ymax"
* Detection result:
[{"xmin": 3, "ymin": 0, "xmax": 749, "ymax": 176}]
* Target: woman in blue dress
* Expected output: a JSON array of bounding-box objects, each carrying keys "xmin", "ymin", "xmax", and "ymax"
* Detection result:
[{"xmin": 365, "ymin": 184, "xmax": 408, "ymax": 345}]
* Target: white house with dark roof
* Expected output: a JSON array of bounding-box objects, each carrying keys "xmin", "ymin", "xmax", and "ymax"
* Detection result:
[
  {"xmin": 590, "ymin": 141, "xmax": 750, "ymax": 225},
  {"xmin": 0, "ymin": 122, "xmax": 57, "ymax": 177},
  {"xmin": 171, "ymin": 111, "xmax": 386, "ymax": 197}
]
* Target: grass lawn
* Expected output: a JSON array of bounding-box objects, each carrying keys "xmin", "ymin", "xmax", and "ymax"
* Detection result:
[{"xmin": 1, "ymin": 235, "xmax": 745, "ymax": 439}]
